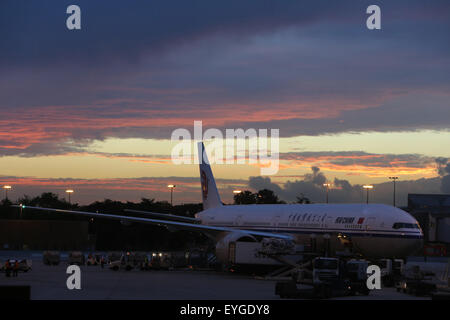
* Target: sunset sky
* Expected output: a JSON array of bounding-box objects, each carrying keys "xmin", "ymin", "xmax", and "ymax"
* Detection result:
[{"xmin": 1, "ymin": 0, "xmax": 449, "ymax": 206}]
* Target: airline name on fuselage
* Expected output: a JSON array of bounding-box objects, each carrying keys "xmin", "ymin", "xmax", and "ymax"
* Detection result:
[{"xmin": 335, "ymin": 217, "xmax": 364, "ymax": 224}]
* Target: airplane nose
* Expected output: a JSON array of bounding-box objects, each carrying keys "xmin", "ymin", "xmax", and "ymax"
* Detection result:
[{"xmin": 408, "ymin": 236, "xmax": 424, "ymax": 255}]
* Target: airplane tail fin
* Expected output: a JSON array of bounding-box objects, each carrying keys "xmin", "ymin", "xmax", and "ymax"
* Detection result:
[{"xmin": 198, "ymin": 142, "xmax": 222, "ymax": 210}]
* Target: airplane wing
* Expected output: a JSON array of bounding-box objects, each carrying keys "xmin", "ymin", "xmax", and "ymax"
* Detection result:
[
  {"xmin": 124, "ymin": 209, "xmax": 200, "ymax": 224},
  {"xmin": 13, "ymin": 205, "xmax": 293, "ymax": 241}
]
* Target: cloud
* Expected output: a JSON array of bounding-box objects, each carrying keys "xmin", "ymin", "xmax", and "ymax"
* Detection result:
[
  {"xmin": 232, "ymin": 93, "xmax": 450, "ymax": 137},
  {"xmin": 442, "ymin": 176, "xmax": 450, "ymax": 193},
  {"xmin": 248, "ymin": 167, "xmax": 443, "ymax": 206},
  {"xmin": 435, "ymin": 157, "xmax": 450, "ymax": 193},
  {"xmin": 1, "ymin": 1, "xmax": 449, "ymax": 68},
  {"xmin": 0, "ymin": 1, "xmax": 449, "ymax": 157},
  {"xmin": 280, "ymin": 151, "xmax": 438, "ymax": 177},
  {"xmin": 0, "ymin": 0, "xmax": 348, "ymax": 68}
]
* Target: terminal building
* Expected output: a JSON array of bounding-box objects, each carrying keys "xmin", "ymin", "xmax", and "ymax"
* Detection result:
[{"xmin": 407, "ymin": 194, "xmax": 450, "ymax": 256}]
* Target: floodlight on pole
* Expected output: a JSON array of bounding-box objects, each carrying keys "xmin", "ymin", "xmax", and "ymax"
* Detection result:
[
  {"xmin": 363, "ymin": 185, "xmax": 373, "ymax": 204},
  {"xmin": 167, "ymin": 185, "xmax": 176, "ymax": 206},
  {"xmin": 323, "ymin": 183, "xmax": 331, "ymax": 204},
  {"xmin": 3, "ymin": 185, "xmax": 12, "ymax": 200},
  {"xmin": 66, "ymin": 189, "xmax": 74, "ymax": 204},
  {"xmin": 389, "ymin": 176, "xmax": 399, "ymax": 207}
]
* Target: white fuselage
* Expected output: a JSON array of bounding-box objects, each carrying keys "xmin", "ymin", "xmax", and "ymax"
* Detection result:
[{"xmin": 197, "ymin": 203, "xmax": 423, "ymax": 258}]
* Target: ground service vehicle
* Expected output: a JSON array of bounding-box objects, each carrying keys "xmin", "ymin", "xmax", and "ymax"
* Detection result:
[
  {"xmin": 276, "ymin": 257, "xmax": 370, "ymax": 299},
  {"xmin": 43, "ymin": 251, "xmax": 60, "ymax": 265},
  {"xmin": 150, "ymin": 252, "xmax": 172, "ymax": 270},
  {"xmin": 379, "ymin": 258, "xmax": 404, "ymax": 286},
  {"xmin": 346, "ymin": 260, "xmax": 370, "ymax": 295},
  {"xmin": 312, "ymin": 257, "xmax": 340, "ymax": 283},
  {"xmin": 68, "ymin": 252, "xmax": 85, "ymax": 265},
  {"xmin": 397, "ymin": 265, "xmax": 437, "ymax": 296},
  {"xmin": 109, "ymin": 254, "xmax": 134, "ymax": 271},
  {"xmin": 108, "ymin": 252, "xmax": 122, "ymax": 264},
  {"xmin": 139, "ymin": 254, "xmax": 152, "ymax": 270},
  {"xmin": 18, "ymin": 259, "xmax": 32, "ymax": 272},
  {"xmin": 86, "ymin": 253, "xmax": 99, "ymax": 266}
]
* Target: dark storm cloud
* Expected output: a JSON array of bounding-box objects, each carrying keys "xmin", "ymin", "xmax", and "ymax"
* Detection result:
[
  {"xmin": 248, "ymin": 168, "xmax": 443, "ymax": 206},
  {"xmin": 0, "ymin": 140, "xmax": 91, "ymax": 157},
  {"xmin": 281, "ymin": 151, "xmax": 434, "ymax": 169},
  {"xmin": 436, "ymin": 158, "xmax": 450, "ymax": 193},
  {"xmin": 436, "ymin": 158, "xmax": 450, "ymax": 176},
  {"xmin": 0, "ymin": 0, "xmax": 352, "ymax": 68},
  {"xmin": 232, "ymin": 93, "xmax": 450, "ymax": 137},
  {"xmin": 1, "ymin": 0, "xmax": 449, "ymax": 68},
  {"xmin": 0, "ymin": 0, "xmax": 449, "ymax": 156}
]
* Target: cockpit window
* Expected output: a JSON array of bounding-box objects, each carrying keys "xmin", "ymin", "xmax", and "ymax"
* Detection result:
[{"xmin": 392, "ymin": 222, "xmax": 419, "ymax": 229}]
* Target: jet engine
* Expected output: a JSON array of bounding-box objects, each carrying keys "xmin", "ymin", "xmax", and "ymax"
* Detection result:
[{"xmin": 215, "ymin": 232, "xmax": 257, "ymax": 263}]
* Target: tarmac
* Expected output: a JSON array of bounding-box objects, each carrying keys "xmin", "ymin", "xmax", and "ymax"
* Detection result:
[{"xmin": 0, "ymin": 255, "xmax": 431, "ymax": 300}]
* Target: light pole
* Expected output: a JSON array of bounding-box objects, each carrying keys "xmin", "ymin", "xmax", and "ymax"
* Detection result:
[
  {"xmin": 3, "ymin": 185, "xmax": 11, "ymax": 201},
  {"xmin": 66, "ymin": 189, "xmax": 74, "ymax": 204},
  {"xmin": 363, "ymin": 185, "xmax": 373, "ymax": 204},
  {"xmin": 323, "ymin": 183, "xmax": 331, "ymax": 204},
  {"xmin": 167, "ymin": 185, "xmax": 176, "ymax": 206},
  {"xmin": 389, "ymin": 176, "xmax": 399, "ymax": 207}
]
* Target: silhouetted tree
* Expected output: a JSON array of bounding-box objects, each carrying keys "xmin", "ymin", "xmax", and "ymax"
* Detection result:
[
  {"xmin": 256, "ymin": 189, "xmax": 284, "ymax": 204},
  {"xmin": 234, "ymin": 190, "xmax": 257, "ymax": 204},
  {"xmin": 296, "ymin": 193, "xmax": 311, "ymax": 204},
  {"xmin": 0, "ymin": 198, "xmax": 15, "ymax": 219}
]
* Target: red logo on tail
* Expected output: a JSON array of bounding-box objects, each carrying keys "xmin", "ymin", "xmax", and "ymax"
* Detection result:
[{"xmin": 201, "ymin": 171, "xmax": 208, "ymax": 199}]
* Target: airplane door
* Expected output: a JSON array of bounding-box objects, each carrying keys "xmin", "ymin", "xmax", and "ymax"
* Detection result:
[
  {"xmin": 234, "ymin": 214, "xmax": 244, "ymax": 227},
  {"xmin": 365, "ymin": 217, "xmax": 377, "ymax": 230},
  {"xmin": 271, "ymin": 215, "xmax": 281, "ymax": 229}
]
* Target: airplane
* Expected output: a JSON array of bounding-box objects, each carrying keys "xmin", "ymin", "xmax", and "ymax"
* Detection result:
[{"xmin": 15, "ymin": 142, "xmax": 423, "ymax": 263}]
